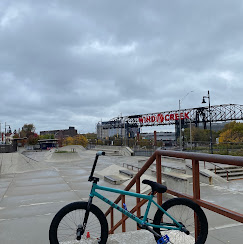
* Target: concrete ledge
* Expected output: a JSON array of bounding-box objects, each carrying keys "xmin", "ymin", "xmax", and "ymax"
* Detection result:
[
  {"xmin": 186, "ymin": 164, "xmax": 213, "ymax": 185},
  {"xmin": 104, "ymin": 175, "xmax": 129, "ymax": 185},
  {"xmin": 162, "ymin": 171, "xmax": 192, "ymax": 181},
  {"xmin": 150, "ymin": 170, "xmax": 191, "ymax": 193}
]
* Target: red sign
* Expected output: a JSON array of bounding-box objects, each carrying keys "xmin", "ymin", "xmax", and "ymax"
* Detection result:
[{"xmin": 138, "ymin": 112, "xmax": 190, "ymax": 124}]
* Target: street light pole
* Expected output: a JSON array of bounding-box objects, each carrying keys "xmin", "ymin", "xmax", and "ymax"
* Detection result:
[
  {"xmin": 4, "ymin": 122, "xmax": 11, "ymax": 144},
  {"xmin": 202, "ymin": 90, "xmax": 213, "ymax": 154},
  {"xmin": 5, "ymin": 122, "xmax": 6, "ymax": 144},
  {"xmin": 179, "ymin": 99, "xmax": 182, "ymax": 150},
  {"xmin": 179, "ymin": 91, "xmax": 193, "ymax": 150}
]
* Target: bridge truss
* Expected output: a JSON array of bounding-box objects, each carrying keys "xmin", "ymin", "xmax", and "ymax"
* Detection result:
[{"xmin": 102, "ymin": 104, "xmax": 243, "ymax": 129}]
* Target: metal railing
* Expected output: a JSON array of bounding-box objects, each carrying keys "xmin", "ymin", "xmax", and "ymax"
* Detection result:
[
  {"xmin": 204, "ymin": 161, "xmax": 233, "ymax": 181},
  {"xmin": 105, "ymin": 150, "xmax": 243, "ymax": 238},
  {"xmin": 122, "ymin": 163, "xmax": 141, "ymax": 172}
]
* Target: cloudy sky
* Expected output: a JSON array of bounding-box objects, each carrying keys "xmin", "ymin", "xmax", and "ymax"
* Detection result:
[{"xmin": 1, "ymin": 0, "xmax": 243, "ymax": 134}]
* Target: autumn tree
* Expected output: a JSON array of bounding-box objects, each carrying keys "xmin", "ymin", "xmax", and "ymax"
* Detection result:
[
  {"xmin": 19, "ymin": 124, "xmax": 39, "ymax": 145},
  {"xmin": 63, "ymin": 135, "xmax": 88, "ymax": 147},
  {"xmin": 73, "ymin": 135, "xmax": 88, "ymax": 147},
  {"xmin": 219, "ymin": 121, "xmax": 243, "ymax": 143},
  {"xmin": 27, "ymin": 133, "xmax": 39, "ymax": 145},
  {"xmin": 63, "ymin": 136, "xmax": 74, "ymax": 145}
]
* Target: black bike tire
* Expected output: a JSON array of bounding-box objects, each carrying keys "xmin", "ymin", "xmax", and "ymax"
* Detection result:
[
  {"xmin": 49, "ymin": 201, "xmax": 108, "ymax": 244},
  {"xmin": 153, "ymin": 198, "xmax": 208, "ymax": 244}
]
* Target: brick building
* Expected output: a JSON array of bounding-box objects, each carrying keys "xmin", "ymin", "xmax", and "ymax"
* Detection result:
[{"xmin": 40, "ymin": 126, "xmax": 77, "ymax": 139}]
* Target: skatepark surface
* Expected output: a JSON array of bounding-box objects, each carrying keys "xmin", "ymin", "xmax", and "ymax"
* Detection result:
[{"xmin": 0, "ymin": 147, "xmax": 242, "ymax": 243}]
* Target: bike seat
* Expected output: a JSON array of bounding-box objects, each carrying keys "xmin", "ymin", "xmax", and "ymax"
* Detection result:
[{"xmin": 142, "ymin": 179, "xmax": 167, "ymax": 193}]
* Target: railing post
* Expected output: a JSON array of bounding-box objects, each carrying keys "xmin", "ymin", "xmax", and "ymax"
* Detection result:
[
  {"xmin": 136, "ymin": 177, "xmax": 141, "ymax": 230},
  {"xmin": 156, "ymin": 154, "xmax": 162, "ymax": 206},
  {"xmin": 121, "ymin": 195, "xmax": 126, "ymax": 232},
  {"xmin": 192, "ymin": 159, "xmax": 200, "ymax": 240},
  {"xmin": 110, "ymin": 208, "xmax": 114, "ymax": 234}
]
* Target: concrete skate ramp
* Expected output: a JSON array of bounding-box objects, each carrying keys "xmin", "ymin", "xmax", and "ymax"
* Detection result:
[
  {"xmin": 46, "ymin": 145, "xmax": 85, "ymax": 162},
  {"xmin": 0, "ymin": 152, "xmax": 50, "ymax": 174},
  {"xmin": 59, "ymin": 145, "xmax": 86, "ymax": 153},
  {"xmin": 49, "ymin": 151, "xmax": 81, "ymax": 162}
]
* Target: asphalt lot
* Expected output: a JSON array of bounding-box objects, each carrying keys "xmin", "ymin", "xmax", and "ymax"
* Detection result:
[{"xmin": 0, "ymin": 148, "xmax": 242, "ymax": 243}]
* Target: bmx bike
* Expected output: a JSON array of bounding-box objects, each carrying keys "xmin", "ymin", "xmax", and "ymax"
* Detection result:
[{"xmin": 49, "ymin": 151, "xmax": 208, "ymax": 244}]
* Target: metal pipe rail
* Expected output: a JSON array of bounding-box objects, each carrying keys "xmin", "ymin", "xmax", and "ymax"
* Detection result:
[
  {"xmin": 204, "ymin": 161, "xmax": 232, "ymax": 181},
  {"xmin": 105, "ymin": 150, "xmax": 243, "ymax": 236},
  {"xmin": 122, "ymin": 163, "xmax": 141, "ymax": 172}
]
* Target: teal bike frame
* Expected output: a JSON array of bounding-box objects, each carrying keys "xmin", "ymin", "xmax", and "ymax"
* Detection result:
[{"xmin": 90, "ymin": 182, "xmax": 183, "ymax": 231}]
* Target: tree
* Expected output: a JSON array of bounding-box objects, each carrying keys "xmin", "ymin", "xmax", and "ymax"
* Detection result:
[
  {"xmin": 73, "ymin": 135, "xmax": 88, "ymax": 147},
  {"xmin": 64, "ymin": 136, "xmax": 74, "ymax": 145},
  {"xmin": 63, "ymin": 135, "xmax": 88, "ymax": 147},
  {"xmin": 39, "ymin": 134, "xmax": 54, "ymax": 140},
  {"xmin": 27, "ymin": 133, "xmax": 39, "ymax": 145},
  {"xmin": 220, "ymin": 121, "xmax": 243, "ymax": 143},
  {"xmin": 20, "ymin": 124, "xmax": 36, "ymax": 138},
  {"xmin": 183, "ymin": 127, "xmax": 219, "ymax": 143}
]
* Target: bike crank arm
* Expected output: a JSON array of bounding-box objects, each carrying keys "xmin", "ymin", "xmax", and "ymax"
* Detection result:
[{"xmin": 145, "ymin": 226, "xmax": 176, "ymax": 244}]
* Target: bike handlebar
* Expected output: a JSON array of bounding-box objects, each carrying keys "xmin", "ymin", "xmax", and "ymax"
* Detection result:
[{"xmin": 96, "ymin": 151, "xmax": 105, "ymax": 156}]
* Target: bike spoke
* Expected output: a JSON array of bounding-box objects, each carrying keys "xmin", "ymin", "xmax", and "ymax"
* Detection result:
[{"xmin": 57, "ymin": 209, "xmax": 102, "ymax": 243}]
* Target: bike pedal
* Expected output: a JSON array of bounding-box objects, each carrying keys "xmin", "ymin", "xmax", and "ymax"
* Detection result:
[
  {"xmin": 123, "ymin": 203, "xmax": 128, "ymax": 210},
  {"xmin": 157, "ymin": 234, "xmax": 170, "ymax": 244}
]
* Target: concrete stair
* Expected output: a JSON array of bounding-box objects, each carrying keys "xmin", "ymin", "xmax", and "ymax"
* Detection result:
[{"xmin": 209, "ymin": 166, "xmax": 243, "ymax": 180}]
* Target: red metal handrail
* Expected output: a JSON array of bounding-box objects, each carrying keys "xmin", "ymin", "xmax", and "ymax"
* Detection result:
[{"xmin": 105, "ymin": 150, "xmax": 243, "ymax": 236}]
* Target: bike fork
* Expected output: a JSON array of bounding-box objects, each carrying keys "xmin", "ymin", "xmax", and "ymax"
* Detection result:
[{"xmin": 76, "ymin": 196, "xmax": 93, "ymax": 240}]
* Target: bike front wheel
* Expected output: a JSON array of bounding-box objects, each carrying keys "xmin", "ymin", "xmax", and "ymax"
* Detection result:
[
  {"xmin": 49, "ymin": 201, "xmax": 108, "ymax": 244},
  {"xmin": 153, "ymin": 198, "xmax": 208, "ymax": 244}
]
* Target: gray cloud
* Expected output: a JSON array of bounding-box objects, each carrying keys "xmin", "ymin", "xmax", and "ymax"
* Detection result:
[{"xmin": 0, "ymin": 0, "xmax": 243, "ymax": 133}]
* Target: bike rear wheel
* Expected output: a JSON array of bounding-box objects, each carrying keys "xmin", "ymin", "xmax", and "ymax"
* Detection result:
[
  {"xmin": 153, "ymin": 198, "xmax": 208, "ymax": 244},
  {"xmin": 49, "ymin": 201, "xmax": 108, "ymax": 244}
]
